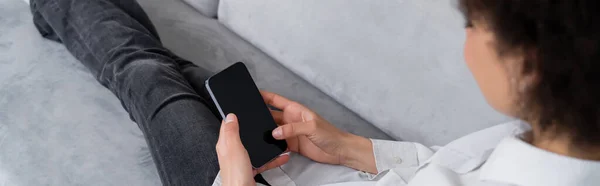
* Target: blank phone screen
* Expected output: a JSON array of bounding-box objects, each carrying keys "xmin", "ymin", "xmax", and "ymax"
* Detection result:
[{"xmin": 206, "ymin": 62, "xmax": 287, "ymax": 168}]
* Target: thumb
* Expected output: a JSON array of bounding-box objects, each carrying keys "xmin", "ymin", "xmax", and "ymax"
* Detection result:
[
  {"xmin": 216, "ymin": 114, "xmax": 256, "ymax": 185},
  {"xmin": 216, "ymin": 113, "xmax": 244, "ymax": 157},
  {"xmin": 272, "ymin": 120, "xmax": 317, "ymax": 140}
]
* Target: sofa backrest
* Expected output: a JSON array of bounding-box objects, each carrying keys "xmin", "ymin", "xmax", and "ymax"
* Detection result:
[{"xmin": 216, "ymin": 0, "xmax": 509, "ymax": 146}]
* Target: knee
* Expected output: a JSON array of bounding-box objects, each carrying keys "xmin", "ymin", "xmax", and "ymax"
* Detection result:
[
  {"xmin": 119, "ymin": 60, "xmax": 179, "ymax": 86},
  {"xmin": 110, "ymin": 59, "xmax": 183, "ymax": 111}
]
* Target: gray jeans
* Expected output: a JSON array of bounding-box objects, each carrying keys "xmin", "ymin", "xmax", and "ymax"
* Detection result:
[{"xmin": 29, "ymin": 0, "xmax": 266, "ymax": 185}]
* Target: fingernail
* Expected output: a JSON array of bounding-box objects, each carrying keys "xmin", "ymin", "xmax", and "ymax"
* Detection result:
[
  {"xmin": 272, "ymin": 127, "xmax": 282, "ymax": 139},
  {"xmin": 225, "ymin": 114, "xmax": 235, "ymax": 124}
]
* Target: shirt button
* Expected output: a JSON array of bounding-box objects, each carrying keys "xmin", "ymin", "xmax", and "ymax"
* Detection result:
[{"xmin": 395, "ymin": 157, "xmax": 403, "ymax": 164}]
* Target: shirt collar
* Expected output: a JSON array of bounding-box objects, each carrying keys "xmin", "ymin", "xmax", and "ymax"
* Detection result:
[{"xmin": 480, "ymin": 133, "xmax": 600, "ymax": 186}]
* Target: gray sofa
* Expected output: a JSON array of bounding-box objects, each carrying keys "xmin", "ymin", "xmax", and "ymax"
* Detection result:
[{"xmin": 0, "ymin": 0, "xmax": 509, "ymax": 185}]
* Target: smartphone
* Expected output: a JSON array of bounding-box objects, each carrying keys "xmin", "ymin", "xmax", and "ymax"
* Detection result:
[{"xmin": 205, "ymin": 62, "xmax": 288, "ymax": 168}]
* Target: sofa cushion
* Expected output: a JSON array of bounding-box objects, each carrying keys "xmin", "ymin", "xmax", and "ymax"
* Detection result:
[
  {"xmin": 218, "ymin": 0, "xmax": 511, "ymax": 145},
  {"xmin": 182, "ymin": 0, "xmax": 219, "ymax": 18},
  {"xmin": 137, "ymin": 0, "xmax": 389, "ymax": 139},
  {"xmin": 0, "ymin": 1, "xmax": 160, "ymax": 185},
  {"xmin": 0, "ymin": 0, "xmax": 389, "ymax": 185}
]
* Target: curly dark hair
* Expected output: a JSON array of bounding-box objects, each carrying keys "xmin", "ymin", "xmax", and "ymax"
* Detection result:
[{"xmin": 459, "ymin": 0, "xmax": 600, "ymax": 147}]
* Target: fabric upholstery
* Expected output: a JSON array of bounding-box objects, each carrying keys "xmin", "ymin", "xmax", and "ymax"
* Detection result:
[
  {"xmin": 0, "ymin": 0, "xmax": 389, "ymax": 185},
  {"xmin": 182, "ymin": 0, "xmax": 219, "ymax": 18},
  {"xmin": 218, "ymin": 0, "xmax": 511, "ymax": 145}
]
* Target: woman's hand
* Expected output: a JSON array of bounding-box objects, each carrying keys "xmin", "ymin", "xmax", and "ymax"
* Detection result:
[
  {"xmin": 261, "ymin": 91, "xmax": 377, "ymax": 173},
  {"xmin": 216, "ymin": 114, "xmax": 290, "ymax": 186}
]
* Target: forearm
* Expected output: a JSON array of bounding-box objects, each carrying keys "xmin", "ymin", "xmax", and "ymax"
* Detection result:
[{"xmin": 340, "ymin": 134, "xmax": 378, "ymax": 174}]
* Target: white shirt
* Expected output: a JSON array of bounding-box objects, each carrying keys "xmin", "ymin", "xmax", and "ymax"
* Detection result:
[{"xmin": 213, "ymin": 121, "xmax": 600, "ymax": 186}]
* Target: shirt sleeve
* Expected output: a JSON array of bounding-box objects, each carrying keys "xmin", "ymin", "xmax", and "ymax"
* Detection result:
[
  {"xmin": 370, "ymin": 139, "xmax": 435, "ymax": 173},
  {"xmin": 212, "ymin": 172, "xmax": 269, "ymax": 186}
]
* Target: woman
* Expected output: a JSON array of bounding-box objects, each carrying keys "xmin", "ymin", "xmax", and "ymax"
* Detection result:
[
  {"xmin": 31, "ymin": 0, "xmax": 598, "ymax": 185},
  {"xmin": 217, "ymin": 0, "xmax": 600, "ymax": 185}
]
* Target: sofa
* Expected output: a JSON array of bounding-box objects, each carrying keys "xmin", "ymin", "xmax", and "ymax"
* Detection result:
[{"xmin": 0, "ymin": 0, "xmax": 509, "ymax": 185}]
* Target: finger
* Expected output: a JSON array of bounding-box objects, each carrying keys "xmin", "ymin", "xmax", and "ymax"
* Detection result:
[
  {"xmin": 270, "ymin": 110, "xmax": 284, "ymax": 125},
  {"xmin": 272, "ymin": 120, "xmax": 316, "ymax": 140},
  {"xmin": 222, "ymin": 113, "xmax": 242, "ymax": 143},
  {"xmin": 216, "ymin": 113, "xmax": 243, "ymax": 157},
  {"xmin": 261, "ymin": 91, "xmax": 296, "ymax": 110},
  {"xmin": 255, "ymin": 154, "xmax": 290, "ymax": 174},
  {"xmin": 216, "ymin": 114, "xmax": 257, "ymax": 184}
]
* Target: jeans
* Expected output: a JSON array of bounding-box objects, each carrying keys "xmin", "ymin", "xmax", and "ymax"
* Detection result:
[{"xmin": 29, "ymin": 0, "xmax": 266, "ymax": 185}]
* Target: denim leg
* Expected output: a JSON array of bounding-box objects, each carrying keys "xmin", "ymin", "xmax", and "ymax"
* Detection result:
[{"xmin": 30, "ymin": 0, "xmax": 221, "ymax": 185}]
